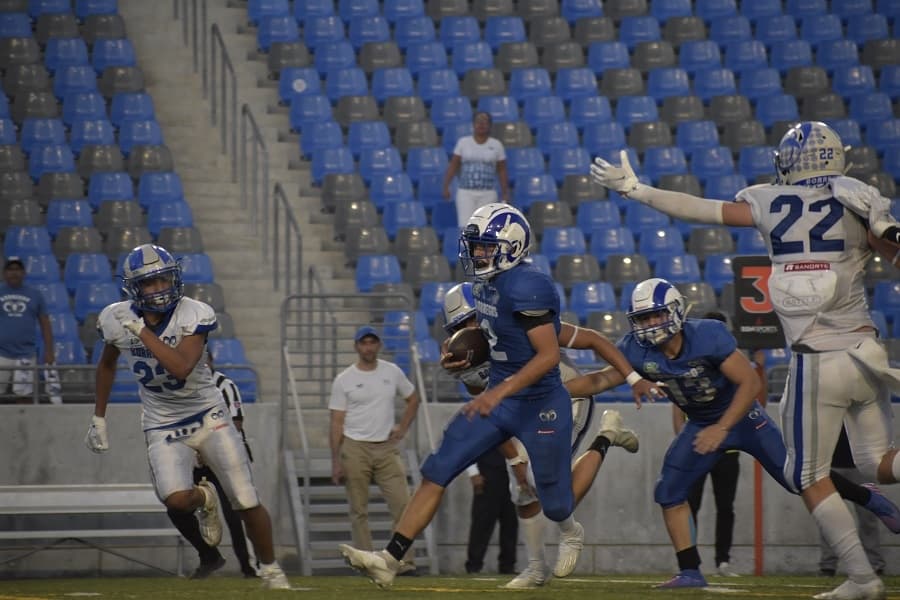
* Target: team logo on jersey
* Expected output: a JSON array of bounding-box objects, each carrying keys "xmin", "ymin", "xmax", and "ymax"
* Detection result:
[
  {"xmin": 539, "ymin": 409, "xmax": 557, "ymax": 422},
  {"xmin": 643, "ymin": 361, "xmax": 659, "ymax": 373},
  {"xmin": 1, "ymin": 296, "xmax": 27, "ymax": 317}
]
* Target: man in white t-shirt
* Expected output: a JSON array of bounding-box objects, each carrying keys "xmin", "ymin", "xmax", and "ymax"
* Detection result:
[
  {"xmin": 442, "ymin": 111, "xmax": 509, "ymax": 227},
  {"xmin": 329, "ymin": 326, "xmax": 420, "ymax": 568}
]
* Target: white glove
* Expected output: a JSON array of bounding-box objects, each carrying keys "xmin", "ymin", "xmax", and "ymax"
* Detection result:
[
  {"xmin": 114, "ymin": 304, "xmax": 145, "ymax": 337},
  {"xmin": 85, "ymin": 415, "xmax": 109, "ymax": 453},
  {"xmin": 591, "ymin": 149, "xmax": 639, "ymax": 195}
]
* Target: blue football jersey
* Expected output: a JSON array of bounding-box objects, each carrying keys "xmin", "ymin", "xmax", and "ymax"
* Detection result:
[
  {"xmin": 473, "ymin": 262, "xmax": 562, "ymax": 398},
  {"xmin": 618, "ymin": 319, "xmax": 737, "ymax": 424}
]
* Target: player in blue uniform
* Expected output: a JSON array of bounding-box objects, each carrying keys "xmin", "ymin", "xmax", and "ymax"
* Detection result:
[{"xmin": 566, "ymin": 278, "xmax": 900, "ymax": 589}]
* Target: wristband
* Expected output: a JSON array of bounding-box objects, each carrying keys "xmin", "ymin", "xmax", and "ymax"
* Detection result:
[
  {"xmin": 625, "ymin": 371, "xmax": 642, "ymax": 386},
  {"xmin": 506, "ymin": 455, "xmax": 527, "ymax": 467}
]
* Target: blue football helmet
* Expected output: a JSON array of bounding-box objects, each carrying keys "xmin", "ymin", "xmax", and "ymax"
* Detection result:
[
  {"xmin": 626, "ymin": 278, "xmax": 686, "ymax": 347},
  {"xmin": 122, "ymin": 243, "xmax": 183, "ymax": 313},
  {"xmin": 459, "ymin": 203, "xmax": 532, "ymax": 280},
  {"xmin": 773, "ymin": 121, "xmax": 846, "ymax": 186},
  {"xmin": 442, "ymin": 282, "xmax": 477, "ymax": 334}
]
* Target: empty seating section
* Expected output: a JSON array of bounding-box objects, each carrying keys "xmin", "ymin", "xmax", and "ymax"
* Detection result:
[{"xmin": 0, "ymin": 1, "xmax": 256, "ymax": 402}]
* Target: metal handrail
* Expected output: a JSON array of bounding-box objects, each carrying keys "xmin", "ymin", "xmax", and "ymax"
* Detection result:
[
  {"xmin": 172, "ymin": 0, "xmax": 206, "ymax": 77},
  {"xmin": 273, "ymin": 183, "xmax": 304, "ymax": 296},
  {"xmin": 240, "ymin": 104, "xmax": 270, "ymax": 243},
  {"xmin": 209, "ymin": 23, "xmax": 238, "ymax": 182}
]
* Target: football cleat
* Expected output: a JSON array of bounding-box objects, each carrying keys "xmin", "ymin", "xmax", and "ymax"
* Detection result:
[
  {"xmin": 655, "ymin": 569, "xmax": 708, "ymax": 588},
  {"xmin": 339, "ymin": 544, "xmax": 399, "ymax": 589},
  {"xmin": 504, "ymin": 561, "xmax": 551, "ymax": 589},
  {"xmin": 813, "ymin": 578, "xmax": 886, "ymax": 600},
  {"xmin": 597, "ymin": 409, "xmax": 639, "ymax": 453},
  {"xmin": 259, "ymin": 563, "xmax": 291, "ymax": 590},
  {"xmin": 196, "ymin": 478, "xmax": 222, "ymax": 547},
  {"xmin": 189, "ymin": 554, "xmax": 225, "ymax": 579},
  {"xmin": 717, "ymin": 561, "xmax": 740, "ymax": 577},
  {"xmin": 552, "ymin": 521, "xmax": 584, "ymax": 578},
  {"xmin": 862, "ymin": 483, "xmax": 900, "ymax": 534}
]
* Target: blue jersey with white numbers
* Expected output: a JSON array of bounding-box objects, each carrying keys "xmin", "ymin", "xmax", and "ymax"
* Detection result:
[
  {"xmin": 472, "ymin": 262, "xmax": 562, "ymax": 398},
  {"xmin": 618, "ymin": 319, "xmax": 737, "ymax": 424}
]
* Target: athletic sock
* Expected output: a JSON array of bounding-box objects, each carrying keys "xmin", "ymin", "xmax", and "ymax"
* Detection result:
[
  {"xmin": 811, "ymin": 492, "xmax": 876, "ymax": 583},
  {"xmin": 830, "ymin": 470, "xmax": 870, "ymax": 505},
  {"xmin": 589, "ymin": 435, "xmax": 611, "ymax": 459},
  {"xmin": 519, "ymin": 512, "xmax": 546, "ymax": 563},
  {"xmin": 676, "ymin": 546, "xmax": 701, "ymax": 571},
  {"xmin": 386, "ymin": 532, "xmax": 413, "ymax": 562}
]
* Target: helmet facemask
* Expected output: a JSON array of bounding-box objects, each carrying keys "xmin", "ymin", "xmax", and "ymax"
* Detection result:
[
  {"xmin": 626, "ymin": 278, "xmax": 687, "ymax": 348},
  {"xmin": 122, "ymin": 244, "xmax": 184, "ymax": 313},
  {"xmin": 458, "ymin": 203, "xmax": 531, "ymax": 280}
]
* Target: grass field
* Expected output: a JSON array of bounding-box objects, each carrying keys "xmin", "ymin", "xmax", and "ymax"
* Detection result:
[{"xmin": 1, "ymin": 574, "xmax": 898, "ymax": 599}]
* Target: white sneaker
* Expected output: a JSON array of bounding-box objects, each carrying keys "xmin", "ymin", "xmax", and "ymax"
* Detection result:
[
  {"xmin": 504, "ymin": 562, "xmax": 551, "ymax": 589},
  {"xmin": 813, "ymin": 578, "xmax": 886, "ymax": 600},
  {"xmin": 196, "ymin": 478, "xmax": 222, "ymax": 547},
  {"xmin": 717, "ymin": 562, "xmax": 740, "ymax": 577},
  {"xmin": 259, "ymin": 563, "xmax": 291, "ymax": 590},
  {"xmin": 339, "ymin": 544, "xmax": 399, "ymax": 589},
  {"xmin": 597, "ymin": 409, "xmax": 639, "ymax": 453},
  {"xmin": 552, "ymin": 521, "xmax": 584, "ymax": 578}
]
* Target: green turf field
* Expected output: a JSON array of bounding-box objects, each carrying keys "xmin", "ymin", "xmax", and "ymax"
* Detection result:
[{"xmin": 0, "ymin": 574, "xmax": 898, "ymax": 599}]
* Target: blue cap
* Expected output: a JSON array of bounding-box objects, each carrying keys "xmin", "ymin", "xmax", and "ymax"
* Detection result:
[{"xmin": 354, "ymin": 325, "xmax": 380, "ymax": 342}]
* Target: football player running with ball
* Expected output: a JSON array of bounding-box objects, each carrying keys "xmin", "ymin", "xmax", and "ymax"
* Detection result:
[
  {"xmin": 84, "ymin": 244, "xmax": 290, "ymax": 590},
  {"xmin": 340, "ymin": 203, "xmax": 660, "ymax": 588},
  {"xmin": 591, "ymin": 121, "xmax": 900, "ymax": 600}
]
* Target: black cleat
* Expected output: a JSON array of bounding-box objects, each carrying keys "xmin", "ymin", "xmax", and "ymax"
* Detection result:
[{"xmin": 189, "ymin": 555, "xmax": 226, "ymax": 579}]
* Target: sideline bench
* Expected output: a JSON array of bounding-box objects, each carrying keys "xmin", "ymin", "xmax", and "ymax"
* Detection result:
[{"xmin": 0, "ymin": 483, "xmax": 185, "ymax": 575}]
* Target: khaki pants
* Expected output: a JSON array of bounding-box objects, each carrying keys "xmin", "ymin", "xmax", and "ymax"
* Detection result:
[{"xmin": 341, "ymin": 437, "xmax": 412, "ymax": 561}]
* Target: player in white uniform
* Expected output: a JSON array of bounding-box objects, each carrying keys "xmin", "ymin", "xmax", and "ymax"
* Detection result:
[
  {"xmin": 84, "ymin": 244, "xmax": 290, "ymax": 590},
  {"xmin": 591, "ymin": 121, "xmax": 900, "ymax": 600},
  {"xmin": 441, "ymin": 281, "xmax": 652, "ymax": 588}
]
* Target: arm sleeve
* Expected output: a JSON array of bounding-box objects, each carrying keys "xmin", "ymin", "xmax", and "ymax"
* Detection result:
[{"xmin": 629, "ymin": 184, "xmax": 726, "ymax": 224}]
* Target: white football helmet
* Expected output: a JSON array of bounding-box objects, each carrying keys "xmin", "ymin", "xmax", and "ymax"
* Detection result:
[
  {"xmin": 459, "ymin": 203, "xmax": 532, "ymax": 280},
  {"xmin": 443, "ymin": 282, "xmax": 477, "ymax": 334},
  {"xmin": 122, "ymin": 243, "xmax": 183, "ymax": 313},
  {"xmin": 773, "ymin": 121, "xmax": 846, "ymax": 186},
  {"xmin": 626, "ymin": 278, "xmax": 686, "ymax": 347}
]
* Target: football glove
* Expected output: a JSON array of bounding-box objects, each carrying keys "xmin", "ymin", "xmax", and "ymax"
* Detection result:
[
  {"xmin": 591, "ymin": 149, "xmax": 639, "ymax": 195},
  {"xmin": 114, "ymin": 304, "xmax": 145, "ymax": 337},
  {"xmin": 85, "ymin": 415, "xmax": 109, "ymax": 453}
]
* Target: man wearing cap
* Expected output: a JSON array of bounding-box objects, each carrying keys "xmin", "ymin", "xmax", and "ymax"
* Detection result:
[
  {"xmin": 329, "ymin": 326, "xmax": 420, "ymax": 569},
  {"xmin": 0, "ymin": 258, "xmax": 54, "ymax": 402}
]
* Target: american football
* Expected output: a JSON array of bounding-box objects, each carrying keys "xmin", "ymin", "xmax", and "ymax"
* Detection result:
[{"xmin": 446, "ymin": 327, "xmax": 491, "ymax": 365}]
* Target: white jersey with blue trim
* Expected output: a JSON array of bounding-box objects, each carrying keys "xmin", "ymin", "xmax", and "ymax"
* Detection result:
[
  {"xmin": 97, "ymin": 297, "xmax": 222, "ymax": 430},
  {"xmin": 736, "ymin": 179, "xmax": 875, "ymax": 350}
]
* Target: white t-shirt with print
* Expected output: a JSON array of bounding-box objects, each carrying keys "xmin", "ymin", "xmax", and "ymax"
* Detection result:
[
  {"xmin": 328, "ymin": 359, "xmax": 415, "ymax": 442},
  {"xmin": 453, "ymin": 136, "xmax": 506, "ymax": 190}
]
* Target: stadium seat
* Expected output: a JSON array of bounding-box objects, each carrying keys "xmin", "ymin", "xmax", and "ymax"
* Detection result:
[
  {"xmin": 314, "ymin": 40, "xmax": 355, "ymax": 76},
  {"xmin": 770, "ymin": 39, "xmax": 813, "ymax": 73},
  {"xmin": 429, "ymin": 95, "xmax": 473, "ymax": 134},
  {"xmin": 476, "ymin": 96, "xmax": 518, "ymax": 124},
  {"xmin": 600, "ymin": 68, "xmax": 645, "ymax": 99},
  {"xmin": 569, "ymin": 281, "xmax": 616, "ymax": 322},
  {"xmin": 553, "ymin": 254, "xmax": 602, "ymax": 290},
  {"xmin": 832, "ymin": 65, "xmax": 876, "ymax": 99},
  {"xmin": 20, "ymin": 117, "xmax": 66, "ymax": 156},
  {"xmin": 587, "ymin": 41, "xmax": 630, "ymax": 75},
  {"xmin": 73, "ymin": 280, "xmax": 120, "ymax": 323},
  {"xmin": 82, "ymin": 14, "xmax": 127, "ymax": 47},
  {"xmin": 693, "ymin": 67, "xmax": 737, "ymax": 102},
  {"xmin": 513, "ymin": 173, "xmax": 558, "ymax": 211},
  {"xmin": 624, "ymin": 202, "xmax": 669, "ymax": 233},
  {"xmin": 288, "ymin": 94, "xmax": 331, "ymax": 132},
  {"xmin": 524, "ymin": 254, "xmax": 552, "ymax": 277},
  {"xmin": 325, "ymin": 67, "xmax": 368, "ymax": 105},
  {"xmin": 638, "ymin": 226, "xmax": 684, "ymax": 265},
  {"xmin": 417, "ymin": 68, "xmax": 460, "ymax": 106},
  {"xmin": 704, "ymin": 173, "xmax": 746, "ymax": 200},
  {"xmin": 258, "ymin": 15, "xmax": 300, "ymax": 52},
  {"xmin": 615, "ymin": 95, "xmax": 658, "ymax": 128},
  {"xmin": 394, "ymin": 121, "xmax": 439, "ymax": 156},
  {"xmin": 702, "ymin": 253, "xmax": 734, "ymax": 293},
  {"xmin": 569, "ymin": 95, "xmax": 612, "ymax": 132},
  {"xmin": 522, "ymin": 96, "xmax": 566, "ymax": 132},
  {"xmin": 147, "ymin": 200, "xmax": 193, "ymax": 238},
  {"xmin": 549, "ymin": 147, "xmax": 590, "ymax": 185},
  {"xmin": 68, "ymin": 118, "xmax": 115, "ymax": 157},
  {"xmin": 98, "ymin": 66, "xmax": 145, "ymax": 99},
  {"xmin": 618, "ymin": 16, "xmax": 661, "ymax": 50},
  {"xmin": 484, "ymin": 16, "xmax": 526, "ymax": 51},
  {"xmin": 655, "ymin": 253, "xmax": 701, "ymax": 283},
  {"xmin": 755, "ymin": 15, "xmax": 798, "ymax": 48},
  {"xmin": 691, "ymin": 146, "xmax": 735, "ymax": 184},
  {"xmin": 0, "ymin": 172, "xmax": 34, "ymax": 204},
  {"xmin": 404, "ymin": 41, "xmax": 447, "ymax": 78},
  {"xmin": 405, "ymin": 147, "xmax": 447, "ymax": 185},
  {"xmin": 294, "ymin": 0, "xmax": 335, "ymax": 23},
  {"xmin": 117, "ymin": 119, "xmax": 163, "ymax": 157},
  {"xmin": 44, "ymin": 38, "xmax": 90, "ymax": 76},
  {"xmin": 339, "ymin": 0, "xmax": 379, "ymax": 22},
  {"xmin": 676, "ymin": 121, "xmax": 719, "ymax": 158},
  {"xmin": 45, "ymin": 199, "xmax": 92, "ymax": 238},
  {"xmin": 536, "ymin": 121, "xmax": 579, "ymax": 159},
  {"xmin": 21, "ymin": 253, "xmax": 60, "ymax": 283},
  {"xmin": 439, "ymin": 15, "xmax": 480, "ymax": 48},
  {"xmin": 540, "ymin": 227, "xmax": 587, "ymax": 266},
  {"xmin": 348, "ymin": 15, "xmax": 391, "ymax": 51},
  {"xmin": 739, "ymin": 68, "xmax": 783, "ymax": 104},
  {"xmin": 92, "ymin": 39, "xmax": 135, "ymax": 74},
  {"xmin": 555, "ymin": 67, "xmax": 597, "ymax": 104},
  {"xmin": 646, "ymin": 67, "xmax": 690, "ymax": 102},
  {"xmin": 605, "ymin": 254, "xmax": 652, "ymax": 291},
  {"xmin": 632, "ymin": 40, "xmax": 677, "ymax": 73},
  {"xmin": 28, "ymin": 144, "xmax": 75, "ymax": 182},
  {"xmin": 495, "ymin": 41, "xmax": 539, "ymax": 74},
  {"xmin": 368, "ymin": 172, "xmax": 414, "ymax": 210},
  {"xmin": 642, "ymin": 146, "xmax": 688, "ymax": 182},
  {"xmin": 560, "ymin": 173, "xmax": 607, "ymax": 208},
  {"xmin": 817, "ymin": 40, "xmax": 860, "ymax": 76},
  {"xmin": 51, "ymin": 225, "xmax": 103, "ymax": 260},
  {"xmin": 738, "ymin": 146, "xmax": 775, "ymax": 183},
  {"xmin": 505, "ymin": 147, "xmax": 545, "ymax": 182},
  {"xmin": 828, "ymin": 119, "xmax": 863, "ymax": 148},
  {"xmin": 850, "ymin": 93, "xmax": 892, "ymax": 130},
  {"xmin": 278, "ymin": 67, "xmax": 323, "ymax": 105},
  {"xmin": 872, "ymin": 281, "xmax": 900, "ymax": 316},
  {"xmin": 800, "ymin": 14, "xmax": 843, "ymax": 49},
  {"xmin": 878, "ymin": 62, "xmax": 900, "ymax": 100},
  {"xmin": 248, "ymin": 0, "xmax": 290, "ymax": 25},
  {"xmin": 346, "ymin": 120, "xmax": 390, "ymax": 160},
  {"xmin": 542, "ymin": 41, "xmax": 586, "ymax": 74},
  {"xmin": 847, "ymin": 14, "xmax": 889, "ymax": 46},
  {"xmin": 662, "ymin": 16, "xmax": 706, "ymax": 46},
  {"xmin": 575, "ymin": 200, "xmax": 618, "ymax": 235},
  {"xmin": 33, "ymin": 281, "xmax": 68, "ymax": 314},
  {"xmin": 300, "ymin": 121, "xmax": 343, "ymax": 160},
  {"xmin": 709, "ymin": 15, "xmax": 751, "ymax": 46},
  {"xmin": 355, "ymin": 254, "xmax": 403, "ymax": 292},
  {"xmin": 62, "ymin": 92, "xmax": 106, "ymax": 128},
  {"xmin": 725, "ymin": 40, "xmax": 768, "ymax": 76},
  {"xmin": 756, "ymin": 94, "xmax": 800, "ymax": 128},
  {"xmin": 394, "ymin": 16, "xmax": 436, "ymax": 52},
  {"xmin": 207, "ymin": 338, "xmax": 249, "ymax": 366},
  {"xmin": 530, "ymin": 16, "xmax": 572, "ymax": 49},
  {"xmin": 867, "ymin": 119, "xmax": 900, "ymax": 153},
  {"xmin": 508, "ymin": 68, "xmax": 553, "ymax": 105},
  {"xmin": 310, "ymin": 146, "xmax": 355, "ymax": 186},
  {"xmin": 63, "ymin": 252, "xmax": 111, "ymax": 296},
  {"xmin": 303, "ymin": 16, "xmax": 345, "ymax": 52},
  {"xmin": 736, "ymin": 228, "xmax": 768, "ymax": 254},
  {"xmin": 0, "ymin": 12, "xmax": 31, "ymax": 38}
]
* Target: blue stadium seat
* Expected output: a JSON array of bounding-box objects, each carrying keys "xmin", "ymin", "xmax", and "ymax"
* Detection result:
[
  {"xmin": 816, "ymin": 40, "xmax": 860, "ymax": 76},
  {"xmin": 484, "ymin": 16, "xmax": 526, "ymax": 52},
  {"xmin": 248, "ymin": 0, "xmax": 290, "ymax": 25},
  {"xmin": 62, "ymin": 92, "xmax": 106, "ymax": 128},
  {"xmin": 847, "ymin": 14, "xmax": 889, "ymax": 45},
  {"xmin": 569, "ymin": 95, "xmax": 613, "ymax": 132},
  {"xmin": 740, "ymin": 0, "xmax": 781, "ymax": 22},
  {"xmin": 588, "ymin": 226, "xmax": 635, "ymax": 264},
  {"xmin": 800, "ymin": 14, "xmax": 843, "ymax": 48},
  {"xmin": 522, "ymin": 96, "xmax": 566, "ymax": 132},
  {"xmin": 46, "ymin": 310, "xmax": 80, "ymax": 342},
  {"xmin": 655, "ymin": 253, "xmax": 700, "ymax": 283},
  {"xmin": 624, "ymin": 202, "xmax": 669, "ymax": 232},
  {"xmin": 339, "ymin": 0, "xmax": 379, "ymax": 22},
  {"xmin": 177, "ymin": 253, "xmax": 215, "ymax": 284},
  {"xmin": 561, "ymin": 0, "xmax": 603, "ymax": 24},
  {"xmin": 355, "ymin": 254, "xmax": 403, "ymax": 291},
  {"xmin": 46, "ymin": 199, "xmax": 92, "ymax": 239},
  {"xmin": 0, "ymin": 118, "xmax": 14, "ymax": 145},
  {"xmin": 138, "ymin": 172, "xmax": 183, "ymax": 210},
  {"xmin": 34, "ymin": 281, "xmax": 69, "ymax": 312},
  {"xmin": 738, "ymin": 146, "xmax": 775, "ymax": 182},
  {"xmin": 704, "ymin": 173, "xmax": 747, "ymax": 200},
  {"xmin": 405, "ymin": 41, "xmax": 447, "ymax": 78},
  {"xmin": 770, "ymin": 39, "xmax": 813, "ymax": 73},
  {"xmin": 440, "ymin": 227, "xmax": 461, "ymax": 265},
  {"xmin": 109, "ymin": 92, "xmax": 154, "ymax": 128},
  {"xmin": 369, "ymin": 173, "xmax": 414, "ymax": 210},
  {"xmin": 288, "ymin": 94, "xmax": 332, "ymax": 132},
  {"xmin": 679, "ymin": 40, "xmax": 722, "ymax": 75},
  {"xmin": 406, "ymin": 147, "xmax": 448, "ymax": 185},
  {"xmin": 638, "ymin": 226, "xmax": 684, "ymax": 265},
  {"xmin": 651, "ymin": 0, "xmax": 691, "ymax": 24},
  {"xmin": 615, "ymin": 95, "xmax": 658, "ymax": 129},
  {"xmin": 313, "ymin": 40, "xmax": 355, "ymax": 76},
  {"xmin": 439, "ymin": 16, "xmax": 480, "ymax": 49},
  {"xmin": 208, "ymin": 338, "xmax": 249, "ymax": 365},
  {"xmin": 88, "ymin": 171, "xmax": 132, "ymax": 208},
  {"xmin": 304, "ymin": 16, "xmax": 346, "ymax": 51},
  {"xmin": 676, "ymin": 120, "xmax": 719, "ymax": 158},
  {"xmin": 724, "ymin": 40, "xmax": 768, "ymax": 75},
  {"xmin": 382, "ymin": 200, "xmax": 427, "ymax": 239},
  {"xmin": 828, "ymin": 119, "xmax": 863, "ymax": 147},
  {"xmin": 735, "ymin": 228, "xmax": 767, "ymax": 253},
  {"xmin": 20, "ymin": 118, "xmax": 66, "ymax": 156},
  {"xmin": 739, "ymin": 68, "xmax": 783, "ymax": 103},
  {"xmin": 755, "ymin": 93, "xmax": 800, "ymax": 128},
  {"xmin": 647, "ymin": 68, "xmax": 690, "ymax": 102},
  {"xmin": 347, "ymin": 120, "xmax": 391, "ymax": 160},
  {"xmin": 849, "ymin": 93, "xmax": 892, "ymax": 130},
  {"xmin": 299, "ymin": 120, "xmax": 343, "ymax": 160},
  {"xmin": 441, "ymin": 121, "xmax": 472, "ymax": 154},
  {"xmin": 147, "ymin": 201, "xmax": 193, "ymax": 238},
  {"xmin": 294, "ymin": 0, "xmax": 335, "ymax": 23},
  {"xmin": 53, "ymin": 65, "xmax": 99, "ymax": 99},
  {"xmin": 703, "ymin": 253, "xmax": 734, "ymax": 293},
  {"xmin": 0, "ymin": 13, "xmax": 32, "ymax": 39},
  {"xmin": 508, "ymin": 68, "xmax": 553, "ymax": 105},
  {"xmin": 325, "ymin": 67, "xmax": 367, "ymax": 104},
  {"xmin": 73, "ymin": 281, "xmax": 120, "ymax": 322},
  {"xmin": 878, "ymin": 65, "xmax": 900, "ymax": 101},
  {"xmin": 525, "ymin": 254, "xmax": 552, "ymax": 276},
  {"xmin": 419, "ymin": 280, "xmax": 454, "ymax": 323},
  {"xmin": 587, "ymin": 41, "xmax": 630, "ymax": 75},
  {"xmin": 63, "ymin": 252, "xmax": 111, "ymax": 295},
  {"xmin": 258, "ymin": 15, "xmax": 300, "ymax": 52},
  {"xmin": 513, "ymin": 174, "xmax": 558, "ymax": 210},
  {"xmin": 643, "ymin": 146, "xmax": 688, "ymax": 182},
  {"xmin": 22, "ymin": 253, "xmax": 61, "ymax": 283},
  {"xmin": 785, "ymin": 0, "xmax": 827, "ymax": 17},
  {"xmin": 75, "ymin": 0, "xmax": 119, "ymax": 21},
  {"xmin": 709, "ymin": 15, "xmax": 751, "ymax": 47},
  {"xmin": 505, "ymin": 147, "xmax": 545, "ymax": 182},
  {"xmin": 555, "ymin": 68, "xmax": 598, "ymax": 104},
  {"xmin": 311, "ymin": 146, "xmax": 355, "ymax": 185},
  {"xmin": 92, "ymin": 39, "xmax": 135, "ymax": 74},
  {"xmin": 382, "ymin": 310, "xmax": 429, "ymax": 351},
  {"xmin": 754, "ymin": 15, "xmax": 798, "ymax": 48},
  {"xmin": 549, "ymin": 147, "xmax": 590, "ymax": 185},
  {"xmin": 45, "ymin": 38, "xmax": 90, "ymax": 75},
  {"xmin": 371, "ymin": 67, "xmax": 414, "ymax": 104},
  {"xmin": 279, "ymin": 67, "xmax": 324, "ymax": 105},
  {"xmin": 430, "ymin": 95, "xmax": 473, "ymax": 133},
  {"xmin": 536, "ymin": 121, "xmax": 579, "ymax": 159},
  {"xmin": 576, "ymin": 201, "xmax": 619, "ymax": 234},
  {"xmin": 867, "ymin": 119, "xmax": 900, "ymax": 153},
  {"xmin": 693, "ymin": 67, "xmax": 737, "ymax": 102},
  {"xmin": 872, "ymin": 281, "xmax": 900, "ymax": 315},
  {"xmin": 348, "ymin": 15, "xmax": 390, "ymax": 50},
  {"xmin": 691, "ymin": 146, "xmax": 735, "ymax": 183},
  {"xmin": 383, "ymin": 0, "xmax": 424, "ymax": 23},
  {"xmin": 117, "ymin": 119, "xmax": 163, "ymax": 157},
  {"xmin": 540, "ymin": 227, "xmax": 587, "ymax": 266},
  {"xmin": 29, "ymin": 0, "xmax": 70, "ymax": 18},
  {"xmin": 695, "ymin": 0, "xmax": 737, "ymax": 23},
  {"xmin": 569, "ymin": 281, "xmax": 616, "ymax": 321},
  {"xmin": 69, "ymin": 118, "xmax": 114, "ymax": 156},
  {"xmin": 358, "ymin": 146, "xmax": 403, "ymax": 185},
  {"xmin": 885, "ymin": 147, "xmax": 900, "ymax": 179},
  {"xmin": 832, "ymin": 65, "xmax": 876, "ymax": 99},
  {"xmin": 417, "ymin": 68, "xmax": 460, "ymax": 106},
  {"xmin": 413, "ymin": 173, "xmax": 442, "ymax": 211},
  {"xmin": 394, "ymin": 16, "xmax": 436, "ymax": 50},
  {"xmin": 28, "ymin": 144, "xmax": 75, "ymax": 181},
  {"xmin": 477, "ymin": 96, "xmax": 518, "ymax": 124},
  {"xmin": 618, "ymin": 16, "xmax": 661, "ymax": 50}
]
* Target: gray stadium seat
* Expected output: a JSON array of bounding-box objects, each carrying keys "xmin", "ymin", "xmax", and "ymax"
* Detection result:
[
  {"xmin": 517, "ymin": 0, "xmax": 559, "ymax": 21},
  {"xmin": 211, "ymin": 311, "xmax": 236, "ymax": 339},
  {"xmin": 183, "ymin": 282, "xmax": 226, "ymax": 312},
  {"xmin": 36, "ymin": 172, "xmax": 83, "ymax": 207},
  {"xmin": 99, "ymin": 66, "xmax": 145, "ymax": 98},
  {"xmin": 156, "ymin": 226, "xmax": 205, "ymax": 254},
  {"xmin": 0, "ymin": 0, "xmax": 27, "ymax": 10},
  {"xmin": 343, "ymin": 225, "xmax": 391, "ymax": 264},
  {"xmin": 658, "ymin": 174, "xmax": 702, "ymax": 196},
  {"xmin": 370, "ymin": 281, "xmax": 416, "ymax": 313},
  {"xmin": 393, "ymin": 121, "xmax": 438, "ymax": 155},
  {"xmin": 632, "ymin": 41, "xmax": 676, "ymax": 71},
  {"xmin": 628, "ymin": 121, "xmax": 673, "ymax": 151},
  {"xmin": 0, "ymin": 198, "xmax": 43, "ymax": 229},
  {"xmin": 83, "ymin": 14, "xmax": 127, "ymax": 46},
  {"xmin": 127, "ymin": 145, "xmax": 174, "ymax": 179},
  {"xmin": 321, "ymin": 173, "xmax": 368, "ymax": 213},
  {"xmin": 784, "ymin": 66, "xmax": 830, "ymax": 99},
  {"xmin": 861, "ymin": 40, "xmax": 900, "ymax": 72},
  {"xmin": 473, "ymin": 0, "xmax": 515, "ymax": 20},
  {"xmin": 766, "ymin": 121, "xmax": 795, "ymax": 146},
  {"xmin": 527, "ymin": 201, "xmax": 574, "ymax": 238},
  {"xmin": 11, "ymin": 91, "xmax": 59, "ymax": 124},
  {"xmin": 560, "ymin": 173, "xmax": 607, "ymax": 209},
  {"xmin": 801, "ymin": 93, "xmax": 846, "ymax": 120},
  {"xmin": 94, "ymin": 200, "xmax": 145, "ymax": 234},
  {"xmin": 844, "ymin": 146, "xmax": 879, "ymax": 177},
  {"xmin": 708, "ymin": 95, "xmax": 753, "ymax": 126},
  {"xmin": 663, "ymin": 17, "xmax": 707, "ymax": 47},
  {"xmin": 3, "ymin": 64, "xmax": 52, "ymax": 98},
  {"xmin": 80, "ymin": 313, "xmax": 101, "ymax": 353},
  {"xmin": 687, "ymin": 226, "xmax": 735, "ymax": 262},
  {"xmin": 586, "ymin": 310, "xmax": 630, "ymax": 340},
  {"xmin": 604, "ymin": 254, "xmax": 651, "ymax": 290},
  {"xmin": 359, "ymin": 42, "xmax": 403, "ymax": 73},
  {"xmin": 267, "ymin": 42, "xmax": 312, "ymax": 78},
  {"xmin": 496, "ymin": 42, "xmax": 540, "ymax": 74},
  {"xmin": 334, "ymin": 199, "xmax": 380, "ymax": 240},
  {"xmin": 427, "ymin": 0, "xmax": 468, "ymax": 19},
  {"xmin": 559, "ymin": 310, "xmax": 580, "ymax": 326},
  {"xmin": 335, "ymin": 95, "xmax": 379, "ymax": 128},
  {"xmin": 719, "ymin": 281, "xmax": 734, "ymax": 313},
  {"xmin": 35, "ymin": 13, "xmax": 79, "ymax": 45},
  {"xmin": 553, "ymin": 254, "xmax": 602, "ymax": 290},
  {"xmin": 541, "ymin": 41, "xmax": 585, "ymax": 72},
  {"xmin": 721, "ymin": 120, "xmax": 766, "ymax": 152},
  {"xmin": 53, "ymin": 226, "xmax": 104, "ymax": 261},
  {"xmin": 574, "ymin": 17, "xmax": 617, "ymax": 46},
  {"xmin": 393, "ymin": 226, "xmax": 440, "ymax": 259},
  {"xmin": 0, "ymin": 145, "xmax": 25, "ymax": 172},
  {"xmin": 660, "ymin": 95, "xmax": 705, "ymax": 125},
  {"xmin": 0, "ymin": 37, "xmax": 41, "ymax": 71},
  {"xmin": 78, "ymin": 145, "xmax": 125, "ymax": 180},
  {"xmin": 865, "ymin": 254, "xmax": 896, "ymax": 289},
  {"xmin": 603, "ymin": 0, "xmax": 648, "ymax": 20},
  {"xmin": 680, "ymin": 282, "xmax": 718, "ymax": 315},
  {"xmin": 403, "ymin": 254, "xmax": 452, "ymax": 291},
  {"xmin": 600, "ymin": 68, "xmax": 644, "ymax": 98},
  {"xmin": 383, "ymin": 96, "xmax": 427, "ymax": 130},
  {"xmin": 0, "ymin": 171, "xmax": 33, "ymax": 201},
  {"xmin": 530, "ymin": 17, "xmax": 572, "ymax": 48},
  {"xmin": 103, "ymin": 226, "xmax": 152, "ymax": 261},
  {"xmin": 860, "ymin": 172, "xmax": 896, "ymax": 199},
  {"xmin": 462, "ymin": 68, "xmax": 506, "ymax": 100},
  {"xmin": 490, "ymin": 121, "xmax": 533, "ymax": 148}
]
